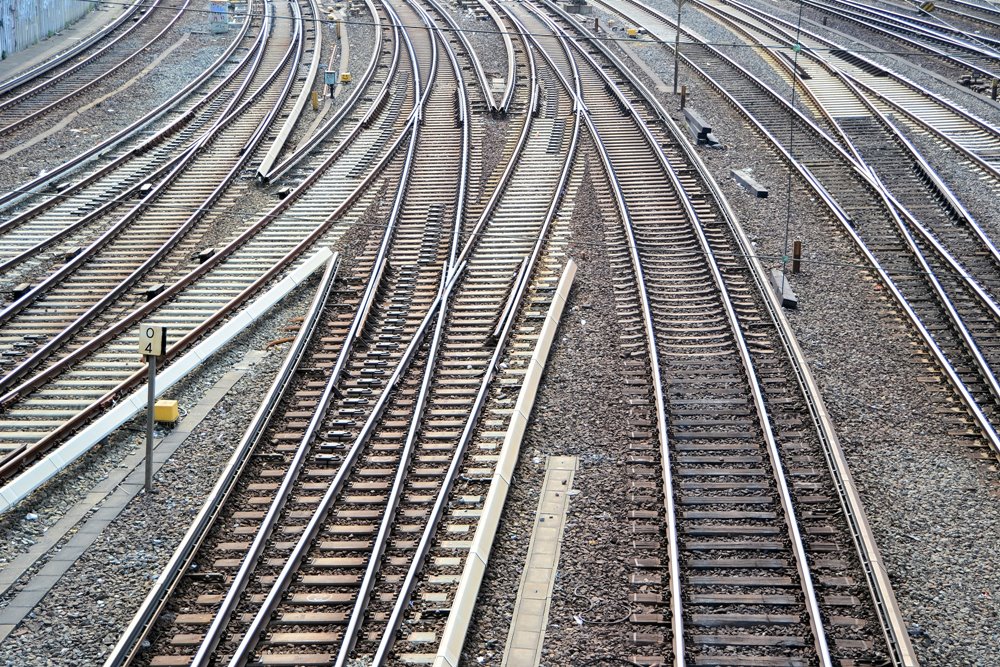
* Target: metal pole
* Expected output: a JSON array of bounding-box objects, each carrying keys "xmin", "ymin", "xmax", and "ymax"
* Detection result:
[
  {"xmin": 673, "ymin": 0, "xmax": 684, "ymax": 94},
  {"xmin": 145, "ymin": 355, "xmax": 156, "ymax": 493}
]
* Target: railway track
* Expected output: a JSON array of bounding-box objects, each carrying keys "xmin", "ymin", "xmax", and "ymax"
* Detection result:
[
  {"xmin": 105, "ymin": 2, "xmax": 465, "ymax": 663},
  {"xmin": 0, "ymin": 0, "xmax": 303, "ymax": 387},
  {"xmin": 514, "ymin": 2, "xmax": 916, "ymax": 664},
  {"xmin": 702, "ymin": 0, "xmax": 1000, "ymax": 181},
  {"xmin": 791, "ymin": 0, "xmax": 1000, "ymax": 83},
  {"xmin": 103, "ymin": 0, "xmax": 584, "ymax": 662},
  {"xmin": 595, "ymin": 0, "xmax": 1000, "ymax": 454},
  {"xmin": 0, "ymin": 4, "xmax": 265, "ymax": 283},
  {"xmin": 0, "ymin": 0, "xmax": 422, "ymax": 508},
  {"xmin": 0, "ymin": 0, "xmax": 146, "ymax": 96},
  {"xmin": 0, "ymin": 0, "xmax": 191, "ymax": 136},
  {"xmin": 0, "ymin": 0, "xmax": 421, "ymax": 494}
]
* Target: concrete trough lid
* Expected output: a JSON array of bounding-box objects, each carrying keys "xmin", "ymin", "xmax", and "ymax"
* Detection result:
[
  {"xmin": 770, "ymin": 269, "xmax": 798, "ymax": 310},
  {"xmin": 731, "ymin": 169, "xmax": 768, "ymax": 198}
]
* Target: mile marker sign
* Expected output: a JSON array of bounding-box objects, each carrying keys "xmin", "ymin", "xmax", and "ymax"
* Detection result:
[{"xmin": 139, "ymin": 325, "xmax": 167, "ymax": 357}]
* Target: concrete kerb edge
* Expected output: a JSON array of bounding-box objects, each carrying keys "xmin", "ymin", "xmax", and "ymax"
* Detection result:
[{"xmin": 433, "ymin": 259, "xmax": 577, "ymax": 667}]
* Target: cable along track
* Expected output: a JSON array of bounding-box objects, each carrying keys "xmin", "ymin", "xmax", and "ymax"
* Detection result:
[{"xmin": 0, "ymin": 0, "xmax": 419, "ymax": 488}]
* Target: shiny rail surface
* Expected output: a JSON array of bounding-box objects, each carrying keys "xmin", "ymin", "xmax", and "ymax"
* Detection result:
[{"xmin": 0, "ymin": 0, "xmax": 191, "ymax": 136}]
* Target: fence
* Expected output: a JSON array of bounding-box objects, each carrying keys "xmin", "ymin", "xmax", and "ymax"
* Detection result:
[{"xmin": 1, "ymin": 0, "xmax": 93, "ymax": 59}]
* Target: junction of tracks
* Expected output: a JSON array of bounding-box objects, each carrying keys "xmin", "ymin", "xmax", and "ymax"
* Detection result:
[{"xmin": 0, "ymin": 0, "xmax": 999, "ymax": 665}]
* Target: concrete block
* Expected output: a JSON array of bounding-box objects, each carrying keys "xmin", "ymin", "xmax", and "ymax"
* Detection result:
[
  {"xmin": 683, "ymin": 108, "xmax": 720, "ymax": 147},
  {"xmin": 770, "ymin": 269, "xmax": 798, "ymax": 309},
  {"xmin": 731, "ymin": 169, "xmax": 768, "ymax": 198}
]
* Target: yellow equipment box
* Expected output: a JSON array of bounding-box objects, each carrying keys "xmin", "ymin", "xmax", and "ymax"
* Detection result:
[
  {"xmin": 626, "ymin": 27, "xmax": 638, "ymax": 38},
  {"xmin": 340, "ymin": 72, "xmax": 352, "ymax": 83},
  {"xmin": 154, "ymin": 400, "xmax": 179, "ymax": 423}
]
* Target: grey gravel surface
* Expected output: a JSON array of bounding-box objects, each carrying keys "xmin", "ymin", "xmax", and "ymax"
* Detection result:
[
  {"xmin": 0, "ymin": 19, "xmax": 234, "ymax": 195},
  {"xmin": 441, "ymin": 0, "xmax": 509, "ymax": 84},
  {"xmin": 0, "ymin": 288, "xmax": 308, "ymax": 625},
  {"xmin": 595, "ymin": 13, "xmax": 1000, "ymax": 663},
  {"xmin": 0, "ymin": 182, "xmax": 390, "ymax": 666}
]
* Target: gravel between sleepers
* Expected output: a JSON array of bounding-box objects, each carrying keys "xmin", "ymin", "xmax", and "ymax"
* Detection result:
[
  {"xmin": 602, "ymin": 7, "xmax": 1000, "ymax": 663},
  {"xmin": 0, "ymin": 182, "xmax": 391, "ymax": 665},
  {"xmin": 0, "ymin": 15, "xmax": 234, "ymax": 195}
]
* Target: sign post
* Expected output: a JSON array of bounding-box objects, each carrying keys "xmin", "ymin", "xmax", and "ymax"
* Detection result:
[{"xmin": 138, "ymin": 325, "xmax": 167, "ymax": 493}]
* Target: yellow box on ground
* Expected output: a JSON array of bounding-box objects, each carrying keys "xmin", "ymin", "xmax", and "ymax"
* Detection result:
[{"xmin": 154, "ymin": 400, "xmax": 179, "ymax": 423}]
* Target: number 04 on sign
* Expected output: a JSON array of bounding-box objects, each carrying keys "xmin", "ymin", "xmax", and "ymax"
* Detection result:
[{"xmin": 139, "ymin": 325, "xmax": 167, "ymax": 357}]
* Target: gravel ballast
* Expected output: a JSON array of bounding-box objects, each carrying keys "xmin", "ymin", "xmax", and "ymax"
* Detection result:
[{"xmin": 604, "ymin": 4, "xmax": 1000, "ymax": 662}]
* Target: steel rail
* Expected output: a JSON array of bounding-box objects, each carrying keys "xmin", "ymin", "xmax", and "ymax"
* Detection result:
[
  {"xmin": 940, "ymin": 0, "xmax": 1000, "ymax": 19},
  {"xmin": 792, "ymin": 0, "xmax": 1000, "ymax": 79},
  {"xmin": 0, "ymin": 82, "xmax": 417, "ymax": 485},
  {"xmin": 476, "ymin": 0, "xmax": 518, "ymax": 113},
  {"xmin": 543, "ymin": 7, "xmax": 918, "ymax": 663},
  {"xmin": 331, "ymin": 1, "xmax": 471, "ymax": 661},
  {"xmin": 493, "ymin": 2, "xmax": 689, "ymax": 662},
  {"xmin": 0, "ymin": 0, "xmax": 281, "ymax": 328},
  {"xmin": 224, "ymin": 11, "xmax": 435, "ymax": 661},
  {"xmin": 124, "ymin": 4, "xmax": 534, "ymax": 659},
  {"xmin": 712, "ymin": 0, "xmax": 1000, "ymax": 219},
  {"xmin": 810, "ymin": 0, "xmax": 1000, "ymax": 57},
  {"xmin": 0, "ymin": 0, "xmax": 146, "ymax": 95},
  {"xmin": 694, "ymin": 1, "xmax": 1000, "ymax": 329},
  {"xmin": 0, "ymin": 0, "xmax": 281, "ymax": 278},
  {"xmin": 170, "ymin": 117, "xmax": 416, "ymax": 667},
  {"xmin": 0, "ymin": 17, "xmax": 411, "ymax": 410},
  {"xmin": 259, "ymin": 0, "xmax": 392, "ymax": 183},
  {"xmin": 0, "ymin": 0, "xmax": 161, "ymax": 105},
  {"xmin": 0, "ymin": 0, "xmax": 194, "ymax": 136},
  {"xmin": 849, "ymin": 0, "xmax": 1000, "ymax": 50},
  {"xmin": 0, "ymin": 0, "xmax": 302, "ymax": 395},
  {"xmin": 101, "ymin": 251, "xmax": 341, "ymax": 667},
  {"xmin": 0, "ymin": 5, "xmax": 266, "ymax": 248},
  {"xmin": 595, "ymin": 0, "xmax": 1000, "ymax": 455},
  {"xmin": 538, "ymin": 1, "xmax": 835, "ymax": 662},
  {"xmin": 0, "ymin": 1, "xmax": 255, "ymax": 212},
  {"xmin": 370, "ymin": 9, "xmax": 580, "ymax": 662},
  {"xmin": 716, "ymin": 0, "xmax": 1000, "ymax": 179},
  {"xmin": 422, "ymin": 0, "xmax": 498, "ymax": 112}
]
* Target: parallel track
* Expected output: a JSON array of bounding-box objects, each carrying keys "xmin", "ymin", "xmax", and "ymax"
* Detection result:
[
  {"xmin": 0, "ymin": 0, "xmax": 190, "ymax": 136},
  {"xmin": 0, "ymin": 0, "xmax": 416, "ymax": 484},
  {"xmin": 597, "ymin": 0, "xmax": 1000, "ymax": 459}
]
